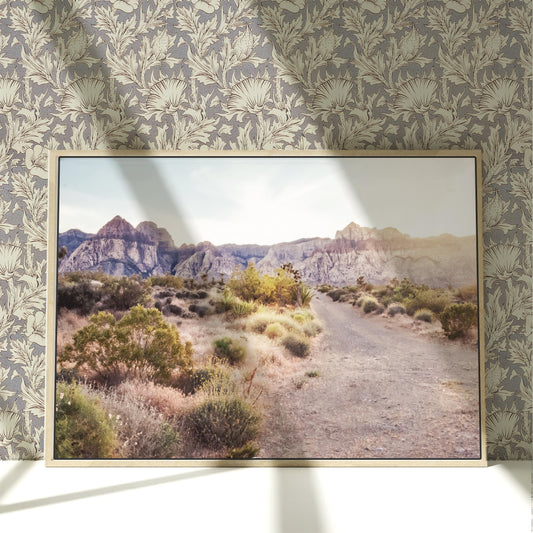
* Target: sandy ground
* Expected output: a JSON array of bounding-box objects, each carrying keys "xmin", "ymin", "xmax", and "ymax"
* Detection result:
[{"xmin": 256, "ymin": 293, "xmax": 481, "ymax": 460}]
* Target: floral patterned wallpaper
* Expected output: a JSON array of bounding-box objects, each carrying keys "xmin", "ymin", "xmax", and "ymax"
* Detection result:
[{"xmin": 0, "ymin": 0, "xmax": 530, "ymax": 460}]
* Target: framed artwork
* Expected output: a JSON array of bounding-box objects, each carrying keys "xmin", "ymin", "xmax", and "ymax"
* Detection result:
[{"xmin": 46, "ymin": 150, "xmax": 486, "ymax": 466}]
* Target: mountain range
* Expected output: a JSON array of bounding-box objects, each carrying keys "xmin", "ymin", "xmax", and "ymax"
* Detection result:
[{"xmin": 58, "ymin": 216, "xmax": 477, "ymax": 288}]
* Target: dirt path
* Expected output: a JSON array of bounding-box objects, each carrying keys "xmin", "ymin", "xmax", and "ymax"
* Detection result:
[{"xmin": 257, "ymin": 294, "xmax": 481, "ymax": 459}]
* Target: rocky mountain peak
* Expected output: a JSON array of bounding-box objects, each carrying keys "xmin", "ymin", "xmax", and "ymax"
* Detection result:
[
  {"xmin": 136, "ymin": 221, "xmax": 175, "ymax": 248},
  {"xmin": 96, "ymin": 215, "xmax": 137, "ymax": 240},
  {"xmin": 335, "ymin": 222, "xmax": 377, "ymax": 242}
]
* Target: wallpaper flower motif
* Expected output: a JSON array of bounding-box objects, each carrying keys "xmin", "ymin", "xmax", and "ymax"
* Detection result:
[{"xmin": 0, "ymin": 0, "xmax": 530, "ymax": 460}]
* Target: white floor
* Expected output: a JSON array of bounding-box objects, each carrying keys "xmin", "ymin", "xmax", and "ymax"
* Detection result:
[{"xmin": 0, "ymin": 461, "xmax": 530, "ymax": 533}]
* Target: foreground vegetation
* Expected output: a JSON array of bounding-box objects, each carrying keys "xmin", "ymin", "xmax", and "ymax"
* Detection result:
[{"xmin": 55, "ymin": 263, "xmax": 319, "ymax": 460}]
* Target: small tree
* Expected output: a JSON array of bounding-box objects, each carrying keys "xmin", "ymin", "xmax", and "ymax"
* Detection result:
[
  {"xmin": 61, "ymin": 304, "xmax": 193, "ymax": 383},
  {"xmin": 228, "ymin": 262, "xmax": 263, "ymax": 301}
]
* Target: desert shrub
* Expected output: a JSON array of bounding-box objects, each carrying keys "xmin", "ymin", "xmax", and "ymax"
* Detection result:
[
  {"xmin": 302, "ymin": 321, "xmax": 322, "ymax": 337},
  {"xmin": 57, "ymin": 276, "xmax": 102, "ymax": 315},
  {"xmin": 247, "ymin": 314, "xmax": 270, "ymax": 334},
  {"xmin": 355, "ymin": 295, "xmax": 365, "ymax": 307},
  {"xmin": 156, "ymin": 290, "xmax": 174, "ymax": 299},
  {"xmin": 392, "ymin": 277, "xmax": 420, "ymax": 301},
  {"xmin": 188, "ymin": 396, "xmax": 260, "ymax": 449},
  {"xmin": 291, "ymin": 309, "xmax": 313, "ymax": 323},
  {"xmin": 218, "ymin": 289, "xmax": 236, "ymax": 312},
  {"xmin": 282, "ymin": 333, "xmax": 310, "ymax": 357},
  {"xmin": 318, "ymin": 284, "xmax": 333, "ymax": 293},
  {"xmin": 228, "ymin": 262, "xmax": 264, "ymax": 302},
  {"xmin": 439, "ymin": 303, "xmax": 478, "ymax": 339},
  {"xmin": 114, "ymin": 379, "xmax": 194, "ymax": 419},
  {"xmin": 192, "ymin": 365, "xmax": 233, "ymax": 392},
  {"xmin": 372, "ymin": 285, "xmax": 390, "ymax": 298},
  {"xmin": 101, "ymin": 275, "xmax": 150, "ymax": 311},
  {"xmin": 188, "ymin": 303, "xmax": 210, "ymax": 317},
  {"xmin": 265, "ymin": 322, "xmax": 285, "ymax": 339},
  {"xmin": 214, "ymin": 337, "xmax": 246, "ymax": 365},
  {"xmin": 327, "ymin": 289, "xmax": 347, "ymax": 302},
  {"xmin": 54, "ymin": 382, "xmax": 117, "ymax": 459},
  {"xmin": 231, "ymin": 298, "xmax": 255, "ymax": 317},
  {"xmin": 60, "ymin": 305, "xmax": 193, "ymax": 384},
  {"xmin": 226, "ymin": 442, "xmax": 260, "ymax": 459},
  {"xmin": 414, "ymin": 308, "xmax": 434, "ymax": 323},
  {"xmin": 228, "ymin": 262, "xmax": 309, "ymax": 307},
  {"xmin": 148, "ymin": 274, "xmax": 184, "ymax": 290},
  {"xmin": 456, "ymin": 284, "xmax": 478, "ymax": 303},
  {"xmin": 197, "ymin": 368, "xmax": 236, "ymax": 397},
  {"xmin": 98, "ymin": 386, "xmax": 182, "ymax": 459},
  {"xmin": 306, "ymin": 370, "xmax": 320, "ymax": 378},
  {"xmin": 167, "ymin": 304, "xmax": 182, "ymax": 316},
  {"xmin": 361, "ymin": 296, "xmax": 379, "ymax": 314},
  {"xmin": 299, "ymin": 284, "xmax": 314, "ymax": 307},
  {"xmin": 404, "ymin": 289, "xmax": 451, "ymax": 316},
  {"xmin": 387, "ymin": 302, "xmax": 406, "ymax": 316}
]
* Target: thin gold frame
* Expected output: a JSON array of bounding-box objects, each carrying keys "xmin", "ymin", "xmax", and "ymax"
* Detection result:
[{"xmin": 46, "ymin": 150, "xmax": 487, "ymax": 467}]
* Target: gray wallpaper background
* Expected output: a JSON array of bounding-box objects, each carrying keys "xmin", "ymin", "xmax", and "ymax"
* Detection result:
[{"xmin": 0, "ymin": 0, "xmax": 530, "ymax": 460}]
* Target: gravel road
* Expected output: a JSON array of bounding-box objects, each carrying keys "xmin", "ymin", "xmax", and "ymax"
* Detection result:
[{"xmin": 258, "ymin": 293, "xmax": 481, "ymax": 460}]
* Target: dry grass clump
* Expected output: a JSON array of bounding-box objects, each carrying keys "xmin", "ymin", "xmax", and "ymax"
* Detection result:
[
  {"xmin": 414, "ymin": 308, "xmax": 434, "ymax": 323},
  {"xmin": 96, "ymin": 384, "xmax": 183, "ymax": 459},
  {"xmin": 282, "ymin": 333, "xmax": 310, "ymax": 357},
  {"xmin": 386, "ymin": 302, "xmax": 406, "ymax": 316},
  {"xmin": 114, "ymin": 379, "xmax": 195, "ymax": 419},
  {"xmin": 246, "ymin": 310, "xmax": 297, "ymax": 334},
  {"xmin": 56, "ymin": 309, "xmax": 89, "ymax": 353},
  {"xmin": 264, "ymin": 322, "xmax": 285, "ymax": 339},
  {"xmin": 360, "ymin": 295, "xmax": 380, "ymax": 313}
]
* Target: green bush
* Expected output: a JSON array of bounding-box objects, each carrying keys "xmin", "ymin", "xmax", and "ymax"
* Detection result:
[
  {"xmin": 213, "ymin": 337, "xmax": 246, "ymax": 365},
  {"xmin": 57, "ymin": 276, "xmax": 102, "ymax": 315},
  {"xmin": 226, "ymin": 442, "xmax": 260, "ymax": 459},
  {"xmin": 404, "ymin": 289, "xmax": 451, "ymax": 316},
  {"xmin": 299, "ymin": 284, "xmax": 314, "ymax": 307},
  {"xmin": 54, "ymin": 382, "xmax": 117, "ymax": 459},
  {"xmin": 414, "ymin": 308, "xmax": 434, "ymax": 323},
  {"xmin": 60, "ymin": 305, "xmax": 193, "ymax": 383},
  {"xmin": 192, "ymin": 365, "xmax": 233, "ymax": 393},
  {"xmin": 188, "ymin": 396, "xmax": 261, "ymax": 449},
  {"xmin": 228, "ymin": 262, "xmax": 310, "ymax": 307},
  {"xmin": 282, "ymin": 333, "xmax": 310, "ymax": 357},
  {"xmin": 392, "ymin": 277, "xmax": 420, "ymax": 301},
  {"xmin": 101, "ymin": 274, "xmax": 149, "ymax": 311},
  {"xmin": 231, "ymin": 298, "xmax": 255, "ymax": 318},
  {"xmin": 148, "ymin": 274, "xmax": 184, "ymax": 290},
  {"xmin": 361, "ymin": 296, "xmax": 379, "ymax": 314},
  {"xmin": 387, "ymin": 302, "xmax": 406, "ymax": 316},
  {"xmin": 327, "ymin": 289, "xmax": 347, "ymax": 302},
  {"xmin": 439, "ymin": 303, "xmax": 478, "ymax": 339},
  {"xmin": 318, "ymin": 284, "xmax": 333, "ymax": 293},
  {"xmin": 291, "ymin": 310, "xmax": 313, "ymax": 323}
]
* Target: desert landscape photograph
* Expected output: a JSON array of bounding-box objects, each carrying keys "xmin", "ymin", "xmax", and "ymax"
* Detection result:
[{"xmin": 48, "ymin": 153, "xmax": 483, "ymax": 463}]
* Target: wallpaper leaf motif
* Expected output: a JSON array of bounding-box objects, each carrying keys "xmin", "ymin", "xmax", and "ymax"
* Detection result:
[{"xmin": 0, "ymin": 0, "xmax": 530, "ymax": 460}]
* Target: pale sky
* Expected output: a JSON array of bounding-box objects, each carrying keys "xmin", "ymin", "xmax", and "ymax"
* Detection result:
[{"xmin": 58, "ymin": 155, "xmax": 477, "ymax": 246}]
